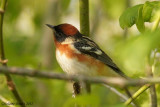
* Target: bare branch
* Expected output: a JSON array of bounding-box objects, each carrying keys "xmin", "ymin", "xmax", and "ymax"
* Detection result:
[{"xmin": 1, "ymin": 66, "xmax": 160, "ymax": 87}]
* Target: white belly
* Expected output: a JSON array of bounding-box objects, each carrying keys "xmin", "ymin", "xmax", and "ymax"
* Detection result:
[{"xmin": 56, "ymin": 50, "xmax": 98, "ymax": 76}]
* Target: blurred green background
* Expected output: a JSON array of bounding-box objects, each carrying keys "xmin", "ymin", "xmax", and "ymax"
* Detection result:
[{"xmin": 0, "ymin": 0, "xmax": 160, "ymax": 107}]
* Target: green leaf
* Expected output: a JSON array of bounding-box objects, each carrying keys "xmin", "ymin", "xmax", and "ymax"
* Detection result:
[
  {"xmin": 142, "ymin": 1, "xmax": 160, "ymax": 22},
  {"xmin": 119, "ymin": 1, "xmax": 160, "ymax": 31},
  {"xmin": 119, "ymin": 4, "xmax": 143, "ymax": 29},
  {"xmin": 136, "ymin": 6, "xmax": 145, "ymax": 32}
]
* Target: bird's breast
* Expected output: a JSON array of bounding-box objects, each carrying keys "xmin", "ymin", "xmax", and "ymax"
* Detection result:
[{"xmin": 56, "ymin": 49, "xmax": 97, "ymax": 75}]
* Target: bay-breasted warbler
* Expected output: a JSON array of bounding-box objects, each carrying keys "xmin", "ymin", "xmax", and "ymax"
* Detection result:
[{"xmin": 46, "ymin": 23, "xmax": 128, "ymax": 79}]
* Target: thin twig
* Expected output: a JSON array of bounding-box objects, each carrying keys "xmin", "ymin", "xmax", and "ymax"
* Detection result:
[
  {"xmin": 103, "ymin": 84, "xmax": 137, "ymax": 107},
  {"xmin": 103, "ymin": 84, "xmax": 128, "ymax": 101},
  {"xmin": 0, "ymin": 0, "xmax": 25, "ymax": 106}
]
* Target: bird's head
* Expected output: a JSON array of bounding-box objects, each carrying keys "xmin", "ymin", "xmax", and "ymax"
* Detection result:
[{"xmin": 46, "ymin": 23, "xmax": 81, "ymax": 42}]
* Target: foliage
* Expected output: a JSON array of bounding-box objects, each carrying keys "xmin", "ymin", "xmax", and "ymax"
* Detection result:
[
  {"xmin": 119, "ymin": 1, "xmax": 160, "ymax": 32},
  {"xmin": 119, "ymin": 1, "xmax": 160, "ymax": 106}
]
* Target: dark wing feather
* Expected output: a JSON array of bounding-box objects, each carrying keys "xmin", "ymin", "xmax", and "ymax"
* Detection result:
[{"xmin": 74, "ymin": 36, "xmax": 127, "ymax": 78}]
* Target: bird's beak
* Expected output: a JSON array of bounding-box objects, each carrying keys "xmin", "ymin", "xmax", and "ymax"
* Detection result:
[{"xmin": 46, "ymin": 24, "xmax": 55, "ymax": 29}]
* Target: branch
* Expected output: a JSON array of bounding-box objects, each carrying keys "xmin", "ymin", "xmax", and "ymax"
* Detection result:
[
  {"xmin": 1, "ymin": 66, "xmax": 160, "ymax": 87},
  {"xmin": 0, "ymin": 66, "xmax": 126, "ymax": 87},
  {"xmin": 0, "ymin": 0, "xmax": 25, "ymax": 106}
]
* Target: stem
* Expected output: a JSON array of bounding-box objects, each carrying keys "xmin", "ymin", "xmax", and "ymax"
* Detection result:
[
  {"xmin": 79, "ymin": 0, "xmax": 90, "ymax": 36},
  {"xmin": 0, "ymin": 0, "xmax": 25, "ymax": 106},
  {"xmin": 0, "ymin": 0, "xmax": 6, "ymax": 60},
  {"xmin": 150, "ymin": 84, "xmax": 157, "ymax": 107},
  {"xmin": 125, "ymin": 84, "xmax": 150, "ymax": 106},
  {"xmin": 79, "ymin": 0, "xmax": 90, "ymax": 94},
  {"xmin": 124, "ymin": 87, "xmax": 139, "ymax": 107}
]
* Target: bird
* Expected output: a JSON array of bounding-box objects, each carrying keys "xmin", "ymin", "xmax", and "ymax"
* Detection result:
[
  {"xmin": 45, "ymin": 24, "xmax": 137, "ymax": 106},
  {"xmin": 46, "ymin": 23, "xmax": 128, "ymax": 79}
]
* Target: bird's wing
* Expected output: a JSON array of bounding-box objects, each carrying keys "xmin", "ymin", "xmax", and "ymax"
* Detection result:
[{"xmin": 74, "ymin": 36, "xmax": 127, "ymax": 78}]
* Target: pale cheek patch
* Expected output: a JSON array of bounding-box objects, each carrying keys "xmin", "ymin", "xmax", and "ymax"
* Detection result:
[{"xmin": 61, "ymin": 38, "xmax": 74, "ymax": 45}]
